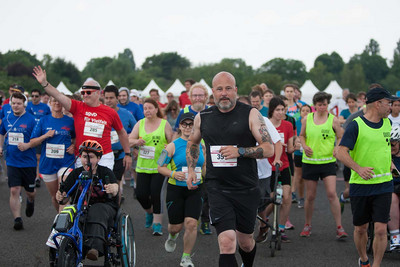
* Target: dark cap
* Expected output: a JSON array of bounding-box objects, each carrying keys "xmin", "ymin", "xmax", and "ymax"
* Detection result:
[
  {"xmin": 12, "ymin": 85, "xmax": 25, "ymax": 93},
  {"xmin": 366, "ymin": 87, "xmax": 399, "ymax": 104},
  {"xmin": 179, "ymin": 112, "xmax": 195, "ymax": 124}
]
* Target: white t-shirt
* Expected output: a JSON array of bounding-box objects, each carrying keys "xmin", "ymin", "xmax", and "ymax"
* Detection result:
[
  {"xmin": 329, "ymin": 98, "xmax": 348, "ymax": 116},
  {"xmin": 389, "ymin": 114, "xmax": 400, "ymax": 126},
  {"xmin": 257, "ymin": 117, "xmax": 281, "ymax": 179}
]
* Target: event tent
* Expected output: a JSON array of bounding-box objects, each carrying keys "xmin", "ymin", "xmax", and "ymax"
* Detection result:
[
  {"xmin": 106, "ymin": 80, "xmax": 115, "ymax": 86},
  {"xmin": 142, "ymin": 79, "xmax": 167, "ymax": 103},
  {"xmin": 56, "ymin": 81, "xmax": 73, "ymax": 95},
  {"xmin": 300, "ymin": 80, "xmax": 319, "ymax": 105},
  {"xmin": 200, "ymin": 78, "xmax": 212, "ymax": 96},
  {"xmin": 166, "ymin": 79, "xmax": 186, "ymax": 100},
  {"xmin": 324, "ymin": 80, "xmax": 343, "ymax": 100}
]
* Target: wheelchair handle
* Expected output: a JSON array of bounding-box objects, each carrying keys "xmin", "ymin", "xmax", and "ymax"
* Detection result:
[{"xmin": 103, "ymin": 175, "xmax": 113, "ymax": 200}]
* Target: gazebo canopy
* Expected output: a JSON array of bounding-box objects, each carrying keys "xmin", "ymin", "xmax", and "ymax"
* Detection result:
[
  {"xmin": 300, "ymin": 80, "xmax": 319, "ymax": 105},
  {"xmin": 56, "ymin": 81, "xmax": 73, "ymax": 95}
]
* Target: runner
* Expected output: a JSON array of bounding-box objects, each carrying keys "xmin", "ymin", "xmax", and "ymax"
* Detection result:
[
  {"xmin": 117, "ymin": 87, "xmax": 144, "ymax": 121},
  {"xmin": 186, "ymin": 71, "xmax": 274, "ymax": 267}
]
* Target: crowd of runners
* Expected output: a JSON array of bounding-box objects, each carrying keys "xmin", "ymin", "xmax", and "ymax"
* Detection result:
[{"xmin": 0, "ymin": 66, "xmax": 399, "ymax": 267}]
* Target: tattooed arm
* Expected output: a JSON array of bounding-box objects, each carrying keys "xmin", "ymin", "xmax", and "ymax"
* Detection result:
[{"xmin": 186, "ymin": 113, "xmax": 202, "ymax": 190}]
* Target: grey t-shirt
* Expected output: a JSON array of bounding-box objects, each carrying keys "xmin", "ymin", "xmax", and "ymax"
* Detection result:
[{"xmin": 342, "ymin": 109, "xmax": 364, "ymax": 130}]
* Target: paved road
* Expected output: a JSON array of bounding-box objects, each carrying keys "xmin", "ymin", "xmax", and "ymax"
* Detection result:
[{"xmin": 0, "ymin": 173, "xmax": 399, "ymax": 266}]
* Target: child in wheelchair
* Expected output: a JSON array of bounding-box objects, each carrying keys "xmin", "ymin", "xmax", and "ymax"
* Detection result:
[{"xmin": 389, "ymin": 126, "xmax": 400, "ymax": 251}]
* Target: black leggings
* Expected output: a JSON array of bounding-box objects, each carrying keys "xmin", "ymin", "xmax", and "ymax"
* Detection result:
[{"xmin": 136, "ymin": 172, "xmax": 166, "ymax": 214}]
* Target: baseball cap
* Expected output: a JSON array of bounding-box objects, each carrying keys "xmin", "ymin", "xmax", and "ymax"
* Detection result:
[
  {"xmin": 366, "ymin": 87, "xmax": 399, "ymax": 104},
  {"xmin": 179, "ymin": 112, "xmax": 195, "ymax": 124},
  {"xmin": 12, "ymin": 85, "xmax": 25, "ymax": 93},
  {"xmin": 130, "ymin": 89, "xmax": 139, "ymax": 97}
]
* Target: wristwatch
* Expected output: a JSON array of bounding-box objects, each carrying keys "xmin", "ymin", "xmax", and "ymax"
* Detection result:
[
  {"xmin": 238, "ymin": 147, "xmax": 245, "ymax": 158},
  {"xmin": 125, "ymin": 152, "xmax": 132, "ymax": 157}
]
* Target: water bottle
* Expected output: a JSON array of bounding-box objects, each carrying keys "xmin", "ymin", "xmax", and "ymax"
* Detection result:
[{"xmin": 276, "ymin": 182, "xmax": 283, "ymax": 204}]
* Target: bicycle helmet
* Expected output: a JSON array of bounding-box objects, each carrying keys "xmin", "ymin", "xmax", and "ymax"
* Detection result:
[
  {"xmin": 79, "ymin": 140, "xmax": 103, "ymax": 157},
  {"xmin": 391, "ymin": 125, "xmax": 400, "ymax": 142}
]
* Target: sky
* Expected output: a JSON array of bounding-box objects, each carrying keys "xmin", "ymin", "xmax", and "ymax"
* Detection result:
[{"xmin": 1, "ymin": 0, "xmax": 400, "ymax": 72}]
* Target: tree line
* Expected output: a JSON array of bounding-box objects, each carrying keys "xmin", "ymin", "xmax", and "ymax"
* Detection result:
[{"xmin": 0, "ymin": 38, "xmax": 399, "ymax": 97}]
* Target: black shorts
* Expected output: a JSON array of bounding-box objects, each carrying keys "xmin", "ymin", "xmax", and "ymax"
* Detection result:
[
  {"xmin": 350, "ymin": 192, "xmax": 392, "ymax": 226},
  {"xmin": 113, "ymin": 158, "xmax": 124, "ymax": 181},
  {"xmin": 270, "ymin": 168, "xmax": 291, "ymax": 192},
  {"xmin": 302, "ymin": 162, "xmax": 336, "ymax": 181},
  {"xmin": 287, "ymin": 152, "xmax": 294, "ymax": 176},
  {"xmin": 294, "ymin": 154, "xmax": 303, "ymax": 168},
  {"xmin": 343, "ymin": 166, "xmax": 351, "ymax": 182},
  {"xmin": 7, "ymin": 166, "xmax": 36, "ymax": 192},
  {"xmin": 166, "ymin": 183, "xmax": 203, "ymax": 224},
  {"xmin": 207, "ymin": 186, "xmax": 260, "ymax": 235},
  {"xmin": 258, "ymin": 178, "xmax": 271, "ymax": 212}
]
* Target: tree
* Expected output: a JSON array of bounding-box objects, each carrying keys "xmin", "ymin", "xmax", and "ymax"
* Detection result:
[
  {"xmin": 340, "ymin": 63, "xmax": 368, "ymax": 93},
  {"xmin": 314, "ymin": 52, "xmax": 344, "ymax": 78},
  {"xmin": 364, "ymin": 39, "xmax": 380, "ymax": 56},
  {"xmin": 309, "ymin": 62, "xmax": 334, "ymax": 90},
  {"xmin": 142, "ymin": 52, "xmax": 191, "ymax": 81},
  {"xmin": 390, "ymin": 38, "xmax": 400, "ymax": 79},
  {"xmin": 259, "ymin": 58, "xmax": 307, "ymax": 85}
]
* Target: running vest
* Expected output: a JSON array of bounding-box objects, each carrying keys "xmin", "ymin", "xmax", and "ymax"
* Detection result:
[
  {"xmin": 302, "ymin": 113, "xmax": 336, "ymax": 164},
  {"xmin": 136, "ymin": 119, "xmax": 167, "ymax": 174},
  {"xmin": 349, "ymin": 117, "xmax": 392, "ymax": 185},
  {"xmin": 200, "ymin": 101, "xmax": 258, "ymax": 190}
]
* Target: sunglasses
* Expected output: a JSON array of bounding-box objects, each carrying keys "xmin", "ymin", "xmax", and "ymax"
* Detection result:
[
  {"xmin": 81, "ymin": 90, "xmax": 97, "ymax": 96},
  {"xmin": 180, "ymin": 122, "xmax": 194, "ymax": 128},
  {"xmin": 32, "ymin": 95, "xmax": 40, "ymax": 98}
]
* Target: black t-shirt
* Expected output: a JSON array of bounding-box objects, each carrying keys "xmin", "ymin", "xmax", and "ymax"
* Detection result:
[
  {"xmin": 200, "ymin": 101, "xmax": 258, "ymax": 190},
  {"xmin": 63, "ymin": 165, "xmax": 119, "ymax": 209}
]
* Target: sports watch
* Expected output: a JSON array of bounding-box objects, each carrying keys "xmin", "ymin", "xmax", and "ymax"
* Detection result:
[{"xmin": 238, "ymin": 147, "xmax": 245, "ymax": 158}]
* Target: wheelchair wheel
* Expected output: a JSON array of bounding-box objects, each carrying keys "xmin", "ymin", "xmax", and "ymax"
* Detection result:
[
  {"xmin": 270, "ymin": 240, "xmax": 276, "ymax": 257},
  {"xmin": 366, "ymin": 222, "xmax": 374, "ymax": 255},
  {"xmin": 56, "ymin": 237, "xmax": 79, "ymax": 267},
  {"xmin": 119, "ymin": 213, "xmax": 136, "ymax": 267}
]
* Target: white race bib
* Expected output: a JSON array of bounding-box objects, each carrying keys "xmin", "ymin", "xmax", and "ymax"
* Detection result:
[
  {"xmin": 83, "ymin": 122, "xmax": 105, "ymax": 138},
  {"xmin": 279, "ymin": 133, "xmax": 285, "ymax": 143},
  {"xmin": 9, "ymin": 132, "xmax": 24, "ymax": 146},
  {"xmin": 139, "ymin": 146, "xmax": 155, "ymax": 159},
  {"xmin": 210, "ymin": 145, "xmax": 237, "ymax": 167},
  {"xmin": 110, "ymin": 131, "xmax": 119, "ymax": 144},
  {"xmin": 46, "ymin": 143, "xmax": 65, "ymax": 159},
  {"xmin": 182, "ymin": 166, "xmax": 202, "ymax": 182}
]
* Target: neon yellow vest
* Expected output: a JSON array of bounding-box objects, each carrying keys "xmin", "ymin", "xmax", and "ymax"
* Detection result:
[
  {"xmin": 349, "ymin": 117, "xmax": 392, "ymax": 184},
  {"xmin": 136, "ymin": 119, "xmax": 167, "ymax": 174},
  {"xmin": 302, "ymin": 113, "xmax": 336, "ymax": 164}
]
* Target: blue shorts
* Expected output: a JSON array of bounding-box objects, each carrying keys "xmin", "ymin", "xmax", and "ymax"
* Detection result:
[{"xmin": 7, "ymin": 166, "xmax": 36, "ymax": 192}]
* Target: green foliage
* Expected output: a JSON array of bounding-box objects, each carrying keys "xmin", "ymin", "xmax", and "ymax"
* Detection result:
[
  {"xmin": 314, "ymin": 52, "xmax": 344, "ymax": 79},
  {"xmin": 142, "ymin": 52, "xmax": 190, "ymax": 82},
  {"xmin": 259, "ymin": 58, "xmax": 307, "ymax": 85},
  {"xmin": 340, "ymin": 63, "xmax": 368, "ymax": 93},
  {"xmin": 309, "ymin": 62, "xmax": 334, "ymax": 90}
]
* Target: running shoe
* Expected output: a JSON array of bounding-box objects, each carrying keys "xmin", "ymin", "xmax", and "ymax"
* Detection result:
[
  {"xmin": 280, "ymin": 232, "xmax": 291, "ymax": 243},
  {"xmin": 25, "ymin": 199, "xmax": 35, "ymax": 217},
  {"xmin": 145, "ymin": 213, "xmax": 153, "ymax": 228},
  {"xmin": 291, "ymin": 192, "xmax": 298, "ymax": 203},
  {"xmin": 336, "ymin": 226, "xmax": 348, "ymax": 239},
  {"xmin": 300, "ymin": 224, "xmax": 311, "ymax": 237},
  {"xmin": 297, "ymin": 198, "xmax": 304, "ymax": 209},
  {"xmin": 285, "ymin": 219, "xmax": 295, "ymax": 230},
  {"xmin": 35, "ymin": 178, "xmax": 41, "ymax": 188},
  {"xmin": 14, "ymin": 217, "xmax": 23, "ymax": 230},
  {"xmin": 200, "ymin": 222, "xmax": 212, "ymax": 235},
  {"xmin": 390, "ymin": 235, "xmax": 400, "ymax": 251},
  {"xmin": 358, "ymin": 258, "xmax": 371, "ymax": 267},
  {"xmin": 180, "ymin": 255, "xmax": 194, "ymax": 267},
  {"xmin": 255, "ymin": 226, "xmax": 269, "ymax": 243},
  {"xmin": 152, "ymin": 223, "xmax": 163, "ymax": 236},
  {"xmin": 165, "ymin": 233, "xmax": 179, "ymax": 252},
  {"xmin": 130, "ymin": 179, "xmax": 135, "ymax": 188}
]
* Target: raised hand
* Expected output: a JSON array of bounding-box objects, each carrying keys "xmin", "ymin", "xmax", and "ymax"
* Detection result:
[{"xmin": 32, "ymin": 66, "xmax": 47, "ymax": 86}]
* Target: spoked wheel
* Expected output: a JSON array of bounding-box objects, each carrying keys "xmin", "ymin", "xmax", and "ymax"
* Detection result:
[
  {"xmin": 56, "ymin": 237, "xmax": 79, "ymax": 267},
  {"xmin": 277, "ymin": 232, "xmax": 282, "ymax": 251},
  {"xmin": 119, "ymin": 214, "xmax": 136, "ymax": 267},
  {"xmin": 270, "ymin": 240, "xmax": 276, "ymax": 257},
  {"xmin": 366, "ymin": 222, "xmax": 374, "ymax": 255}
]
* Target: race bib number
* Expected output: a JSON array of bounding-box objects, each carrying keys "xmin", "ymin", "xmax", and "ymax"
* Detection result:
[
  {"xmin": 9, "ymin": 132, "xmax": 24, "ymax": 146},
  {"xmin": 182, "ymin": 167, "xmax": 202, "ymax": 182},
  {"xmin": 139, "ymin": 146, "xmax": 155, "ymax": 159},
  {"xmin": 83, "ymin": 122, "xmax": 105, "ymax": 138},
  {"xmin": 210, "ymin": 145, "xmax": 237, "ymax": 167},
  {"xmin": 46, "ymin": 143, "xmax": 65, "ymax": 159},
  {"xmin": 110, "ymin": 131, "xmax": 119, "ymax": 144},
  {"xmin": 279, "ymin": 133, "xmax": 285, "ymax": 143}
]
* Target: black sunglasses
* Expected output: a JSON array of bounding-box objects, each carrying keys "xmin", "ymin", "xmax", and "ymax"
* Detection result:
[{"xmin": 81, "ymin": 90, "xmax": 96, "ymax": 96}]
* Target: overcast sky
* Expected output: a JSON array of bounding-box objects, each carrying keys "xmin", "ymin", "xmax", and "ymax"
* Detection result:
[{"xmin": 1, "ymin": 0, "xmax": 399, "ymax": 71}]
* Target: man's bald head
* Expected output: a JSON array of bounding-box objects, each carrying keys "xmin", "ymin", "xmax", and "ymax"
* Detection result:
[
  {"xmin": 83, "ymin": 79, "xmax": 101, "ymax": 88},
  {"xmin": 212, "ymin": 71, "xmax": 236, "ymax": 88}
]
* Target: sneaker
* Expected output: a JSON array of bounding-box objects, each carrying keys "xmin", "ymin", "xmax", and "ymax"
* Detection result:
[
  {"xmin": 390, "ymin": 235, "xmax": 400, "ymax": 251},
  {"xmin": 200, "ymin": 222, "xmax": 212, "ymax": 235},
  {"xmin": 358, "ymin": 258, "xmax": 371, "ymax": 267},
  {"xmin": 130, "ymin": 179, "xmax": 135, "ymax": 188},
  {"xmin": 165, "ymin": 233, "xmax": 179, "ymax": 252},
  {"xmin": 336, "ymin": 226, "xmax": 348, "ymax": 239},
  {"xmin": 86, "ymin": 248, "xmax": 98, "ymax": 261},
  {"xmin": 180, "ymin": 255, "xmax": 194, "ymax": 267},
  {"xmin": 291, "ymin": 192, "xmax": 298, "ymax": 203},
  {"xmin": 255, "ymin": 226, "xmax": 269, "ymax": 243},
  {"xmin": 145, "ymin": 213, "xmax": 153, "ymax": 228},
  {"xmin": 35, "ymin": 178, "xmax": 41, "ymax": 188},
  {"xmin": 152, "ymin": 223, "xmax": 163, "ymax": 236},
  {"xmin": 285, "ymin": 219, "xmax": 295, "ymax": 230},
  {"xmin": 297, "ymin": 198, "xmax": 304, "ymax": 209},
  {"xmin": 300, "ymin": 224, "xmax": 311, "ymax": 237},
  {"xmin": 25, "ymin": 199, "xmax": 35, "ymax": 217},
  {"xmin": 14, "ymin": 217, "xmax": 23, "ymax": 230},
  {"xmin": 280, "ymin": 232, "xmax": 291, "ymax": 243}
]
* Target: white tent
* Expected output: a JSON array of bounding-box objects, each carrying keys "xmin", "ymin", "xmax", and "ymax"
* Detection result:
[
  {"xmin": 200, "ymin": 78, "xmax": 212, "ymax": 96},
  {"xmin": 142, "ymin": 79, "xmax": 167, "ymax": 103},
  {"xmin": 166, "ymin": 79, "xmax": 186, "ymax": 100},
  {"xmin": 300, "ymin": 80, "xmax": 319, "ymax": 105},
  {"xmin": 324, "ymin": 80, "xmax": 343, "ymax": 100},
  {"xmin": 56, "ymin": 81, "xmax": 73, "ymax": 95},
  {"xmin": 106, "ymin": 80, "xmax": 115, "ymax": 86}
]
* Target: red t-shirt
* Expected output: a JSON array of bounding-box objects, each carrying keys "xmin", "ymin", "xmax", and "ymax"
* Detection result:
[
  {"xmin": 157, "ymin": 101, "xmax": 167, "ymax": 109},
  {"xmin": 268, "ymin": 120, "xmax": 294, "ymax": 171},
  {"xmin": 179, "ymin": 92, "xmax": 191, "ymax": 108},
  {"xmin": 3, "ymin": 98, "xmax": 9, "ymax": 105},
  {"xmin": 69, "ymin": 99, "xmax": 123, "ymax": 155}
]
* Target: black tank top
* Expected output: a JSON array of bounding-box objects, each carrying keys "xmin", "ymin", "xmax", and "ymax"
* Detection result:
[{"xmin": 200, "ymin": 101, "xmax": 258, "ymax": 190}]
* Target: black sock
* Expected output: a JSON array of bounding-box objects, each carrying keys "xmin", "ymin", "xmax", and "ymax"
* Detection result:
[
  {"xmin": 238, "ymin": 244, "xmax": 256, "ymax": 267},
  {"xmin": 219, "ymin": 253, "xmax": 238, "ymax": 267}
]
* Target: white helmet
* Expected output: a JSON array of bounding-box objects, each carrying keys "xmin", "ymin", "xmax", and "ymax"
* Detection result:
[{"xmin": 391, "ymin": 124, "xmax": 400, "ymax": 141}]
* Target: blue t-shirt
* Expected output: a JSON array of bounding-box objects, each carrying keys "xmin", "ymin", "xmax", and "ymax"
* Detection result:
[
  {"xmin": 117, "ymin": 102, "xmax": 144, "ymax": 122},
  {"xmin": 339, "ymin": 109, "xmax": 351, "ymax": 120},
  {"xmin": 31, "ymin": 115, "xmax": 75, "ymax": 174},
  {"xmin": 340, "ymin": 115, "xmax": 393, "ymax": 196},
  {"xmin": 27, "ymin": 102, "xmax": 51, "ymax": 123},
  {"xmin": 0, "ymin": 112, "xmax": 37, "ymax": 167},
  {"xmin": 174, "ymin": 105, "xmax": 208, "ymax": 131},
  {"xmin": 0, "ymin": 104, "xmax": 12, "ymax": 120},
  {"xmin": 259, "ymin": 106, "xmax": 268, "ymax": 117},
  {"xmin": 111, "ymin": 108, "xmax": 137, "ymax": 160}
]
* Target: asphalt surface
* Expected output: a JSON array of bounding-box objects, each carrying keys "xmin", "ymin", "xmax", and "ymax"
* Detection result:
[{"xmin": 0, "ymin": 171, "xmax": 399, "ymax": 267}]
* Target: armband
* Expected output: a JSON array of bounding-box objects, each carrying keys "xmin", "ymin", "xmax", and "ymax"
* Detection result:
[
  {"xmin": 157, "ymin": 149, "xmax": 171, "ymax": 166},
  {"xmin": 170, "ymin": 171, "xmax": 176, "ymax": 178}
]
